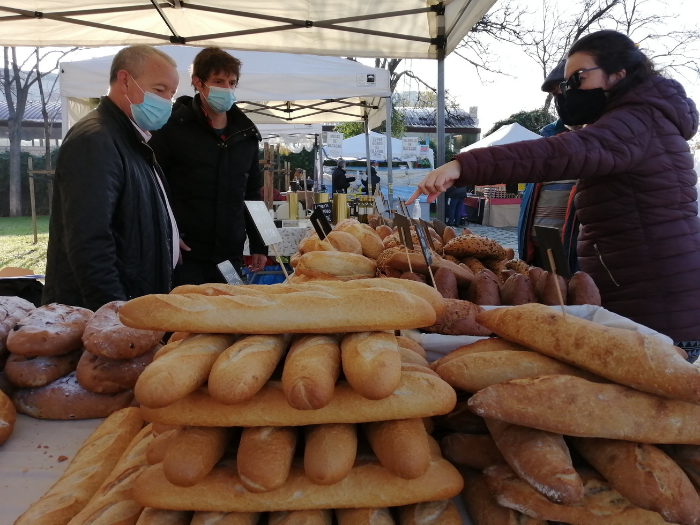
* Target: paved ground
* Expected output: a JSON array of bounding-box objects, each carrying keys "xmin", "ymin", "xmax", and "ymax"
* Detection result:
[{"xmin": 454, "ymin": 224, "xmax": 519, "ymax": 259}]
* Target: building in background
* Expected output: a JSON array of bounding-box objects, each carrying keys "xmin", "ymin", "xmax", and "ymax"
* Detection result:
[
  {"xmin": 398, "ymin": 106, "xmax": 480, "ymax": 151},
  {"xmin": 0, "ymin": 101, "xmax": 62, "ymax": 153}
]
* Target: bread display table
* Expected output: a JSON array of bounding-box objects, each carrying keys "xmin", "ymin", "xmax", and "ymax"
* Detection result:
[{"xmin": 243, "ymin": 226, "xmax": 312, "ymax": 256}]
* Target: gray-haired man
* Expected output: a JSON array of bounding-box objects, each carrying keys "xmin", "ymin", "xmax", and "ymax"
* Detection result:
[{"xmin": 43, "ymin": 45, "xmax": 180, "ymax": 310}]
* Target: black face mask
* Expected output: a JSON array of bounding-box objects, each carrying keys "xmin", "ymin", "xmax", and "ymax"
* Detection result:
[{"xmin": 555, "ymin": 88, "xmax": 608, "ymax": 126}]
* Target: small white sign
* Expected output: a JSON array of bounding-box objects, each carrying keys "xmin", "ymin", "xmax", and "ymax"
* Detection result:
[
  {"xmin": 356, "ymin": 73, "xmax": 377, "ymax": 87},
  {"xmin": 401, "ymin": 137, "xmax": 420, "ymax": 161},
  {"xmin": 419, "ymin": 145, "xmax": 430, "ymax": 159},
  {"xmin": 245, "ymin": 201, "xmax": 283, "ymax": 246},
  {"xmin": 369, "ymin": 135, "xmax": 386, "ymax": 161},
  {"xmin": 324, "ymin": 131, "xmax": 344, "ymax": 159}
]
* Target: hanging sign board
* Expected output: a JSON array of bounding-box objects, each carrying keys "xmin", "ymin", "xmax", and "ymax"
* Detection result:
[
  {"xmin": 369, "ymin": 135, "xmax": 387, "ymax": 161},
  {"xmin": 245, "ymin": 201, "xmax": 283, "ymax": 246},
  {"xmin": 324, "ymin": 132, "xmax": 344, "ymax": 158},
  {"xmin": 401, "ymin": 137, "xmax": 420, "ymax": 161},
  {"xmin": 414, "ymin": 223, "xmax": 433, "ymax": 266}
]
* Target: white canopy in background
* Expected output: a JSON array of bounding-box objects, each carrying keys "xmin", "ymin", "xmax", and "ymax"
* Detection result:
[
  {"xmin": 0, "ymin": 1, "xmax": 497, "ymax": 59},
  {"xmin": 60, "ymin": 46, "xmax": 391, "ymax": 135},
  {"xmin": 460, "ymin": 122, "xmax": 542, "ymax": 152},
  {"xmin": 324, "ymin": 131, "xmax": 434, "ymax": 167}
]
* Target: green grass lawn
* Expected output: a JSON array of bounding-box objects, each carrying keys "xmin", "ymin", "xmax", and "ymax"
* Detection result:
[{"xmin": 0, "ymin": 216, "xmax": 50, "ymax": 275}]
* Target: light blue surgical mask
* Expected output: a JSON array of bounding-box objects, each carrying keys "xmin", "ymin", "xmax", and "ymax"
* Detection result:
[
  {"xmin": 127, "ymin": 77, "xmax": 172, "ymax": 131},
  {"xmin": 204, "ymin": 84, "xmax": 237, "ymax": 113}
]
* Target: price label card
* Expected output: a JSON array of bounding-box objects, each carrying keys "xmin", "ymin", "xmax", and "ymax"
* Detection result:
[
  {"xmin": 534, "ymin": 226, "xmax": 571, "ymax": 279},
  {"xmin": 245, "ymin": 201, "xmax": 283, "ymax": 246},
  {"xmin": 419, "ymin": 219, "xmax": 436, "ymax": 251},
  {"xmin": 392, "ymin": 213, "xmax": 414, "ymax": 251},
  {"xmin": 217, "ymin": 260, "xmax": 244, "ymax": 285},
  {"xmin": 314, "ymin": 202, "xmax": 333, "ymax": 227},
  {"xmin": 414, "ymin": 223, "xmax": 433, "ymax": 266},
  {"xmin": 310, "ymin": 208, "xmax": 333, "ymax": 239}
]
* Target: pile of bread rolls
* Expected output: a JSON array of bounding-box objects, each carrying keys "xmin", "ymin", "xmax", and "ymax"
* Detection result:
[
  {"xmin": 0, "ymin": 299, "xmax": 163, "ymax": 424},
  {"xmin": 18, "ymin": 278, "xmax": 465, "ymax": 523},
  {"xmin": 433, "ymin": 303, "xmax": 700, "ymax": 525}
]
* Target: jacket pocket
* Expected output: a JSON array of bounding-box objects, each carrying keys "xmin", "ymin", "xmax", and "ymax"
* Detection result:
[{"xmin": 594, "ymin": 243, "xmax": 620, "ymax": 287}]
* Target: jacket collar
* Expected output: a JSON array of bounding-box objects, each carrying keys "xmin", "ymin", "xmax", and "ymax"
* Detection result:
[
  {"xmin": 97, "ymin": 96, "xmax": 150, "ymax": 145},
  {"xmin": 170, "ymin": 94, "xmax": 261, "ymax": 140}
]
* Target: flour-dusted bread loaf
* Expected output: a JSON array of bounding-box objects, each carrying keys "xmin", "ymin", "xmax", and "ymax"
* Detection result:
[
  {"xmin": 282, "ymin": 334, "xmax": 340, "ymax": 410},
  {"xmin": 82, "ymin": 301, "xmax": 164, "ymax": 360},
  {"xmin": 364, "ymin": 418, "xmax": 432, "ymax": 479},
  {"xmin": 469, "ymin": 374, "xmax": 700, "ymax": 444},
  {"xmin": 7, "ymin": 303, "xmax": 92, "ymax": 356},
  {"xmin": 0, "ymin": 296, "xmax": 34, "ymax": 352},
  {"xmin": 341, "ymin": 331, "xmax": 402, "ymax": 400},
  {"xmin": 0, "ymin": 388, "xmax": 16, "ymax": 444},
  {"xmin": 14, "ymin": 407, "xmax": 143, "ymax": 525},
  {"xmin": 304, "ymin": 424, "xmax": 357, "ymax": 485},
  {"xmin": 477, "ymin": 304, "xmax": 700, "ymax": 404},
  {"xmin": 337, "ymin": 508, "xmax": 394, "ymax": 525},
  {"xmin": 572, "ymin": 438, "xmax": 700, "ymax": 525},
  {"xmin": 163, "ymin": 427, "xmax": 231, "ymax": 488},
  {"xmin": 76, "ymin": 345, "xmax": 158, "ymax": 394},
  {"xmin": 5, "ymin": 348, "xmax": 82, "ymax": 388},
  {"xmin": 440, "ymin": 433, "xmax": 503, "ymax": 470},
  {"xmin": 237, "ymin": 427, "xmax": 298, "ymax": 493},
  {"xmin": 398, "ymin": 500, "xmax": 461, "ymax": 525},
  {"xmin": 13, "ymin": 371, "xmax": 134, "ymax": 420}
]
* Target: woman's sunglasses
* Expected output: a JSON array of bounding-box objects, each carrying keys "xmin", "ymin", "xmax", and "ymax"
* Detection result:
[{"xmin": 560, "ymin": 67, "xmax": 601, "ymax": 92}]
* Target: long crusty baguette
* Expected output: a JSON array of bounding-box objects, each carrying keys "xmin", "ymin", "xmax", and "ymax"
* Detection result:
[
  {"xmin": 133, "ymin": 448, "xmax": 463, "ymax": 512},
  {"xmin": 135, "ymin": 509, "xmax": 193, "ymax": 524},
  {"xmin": 69, "ymin": 424, "xmax": 154, "ymax": 525},
  {"xmin": 435, "ymin": 350, "xmax": 602, "ymax": 393},
  {"xmin": 163, "ymin": 427, "xmax": 231, "ymax": 487},
  {"xmin": 430, "ymin": 338, "xmax": 530, "ymax": 370},
  {"xmin": 396, "ymin": 336, "xmax": 427, "ymax": 359},
  {"xmin": 483, "ymin": 464, "xmax": 674, "ymax": 525},
  {"xmin": 190, "ymin": 512, "xmax": 260, "ymax": 525},
  {"xmin": 14, "ymin": 408, "xmax": 143, "ymax": 525},
  {"xmin": 304, "ymin": 424, "xmax": 357, "ymax": 485},
  {"xmin": 440, "ymin": 433, "xmax": 503, "ymax": 470},
  {"xmin": 336, "ymin": 508, "xmax": 394, "ymax": 525},
  {"xmin": 468, "ymin": 375, "xmax": 700, "ymax": 444},
  {"xmin": 399, "ymin": 346, "xmax": 429, "ymax": 367},
  {"xmin": 282, "ymin": 335, "xmax": 340, "ymax": 410},
  {"xmin": 335, "ymin": 222, "xmax": 385, "ymax": 259},
  {"xmin": 434, "ymin": 400, "xmax": 487, "ymax": 434},
  {"xmin": 341, "ymin": 332, "xmax": 402, "ymax": 400},
  {"xmin": 477, "ymin": 304, "xmax": 700, "ymax": 404},
  {"xmin": 135, "ymin": 334, "xmax": 237, "ymax": 409},
  {"xmin": 141, "ymin": 366, "xmax": 456, "ymax": 427},
  {"xmin": 209, "ymin": 334, "xmax": 289, "ymax": 405},
  {"xmin": 295, "ymin": 251, "xmax": 377, "ymax": 280},
  {"xmin": 269, "ymin": 510, "xmax": 332, "ymax": 525},
  {"xmin": 460, "ymin": 467, "xmax": 546, "ymax": 525},
  {"xmin": 662, "ymin": 444, "xmax": 700, "ymax": 488},
  {"xmin": 398, "ymin": 500, "xmax": 461, "ymax": 525},
  {"xmin": 486, "ymin": 419, "xmax": 583, "ymax": 505},
  {"xmin": 146, "ymin": 428, "xmax": 177, "ymax": 464},
  {"xmin": 237, "ymin": 427, "xmax": 297, "ymax": 492},
  {"xmin": 120, "ymin": 289, "xmax": 436, "ymax": 334},
  {"xmin": 364, "ymin": 418, "xmax": 431, "ymax": 479},
  {"xmin": 572, "ymin": 438, "xmax": 700, "ymax": 525}
]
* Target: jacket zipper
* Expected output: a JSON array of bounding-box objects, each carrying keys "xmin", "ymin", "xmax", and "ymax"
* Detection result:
[
  {"xmin": 223, "ymin": 124, "xmax": 257, "ymax": 146},
  {"xmin": 594, "ymin": 243, "xmax": 620, "ymax": 287}
]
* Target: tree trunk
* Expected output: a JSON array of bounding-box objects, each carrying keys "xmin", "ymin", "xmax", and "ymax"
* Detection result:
[
  {"xmin": 8, "ymin": 119, "xmax": 22, "ymax": 216},
  {"xmin": 36, "ymin": 49, "xmax": 52, "ymax": 171},
  {"xmin": 544, "ymin": 93, "xmax": 554, "ymax": 113}
]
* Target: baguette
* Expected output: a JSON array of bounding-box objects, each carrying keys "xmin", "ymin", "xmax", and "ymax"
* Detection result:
[
  {"xmin": 399, "ymin": 346, "xmax": 429, "ymax": 367},
  {"xmin": 0, "ymin": 388, "xmax": 15, "ymax": 444},
  {"xmin": 336, "ymin": 222, "xmax": 385, "ymax": 259},
  {"xmin": 282, "ymin": 335, "xmax": 340, "ymax": 410},
  {"xmin": 469, "ymin": 374, "xmax": 700, "ymax": 444},
  {"xmin": 435, "ymin": 350, "xmax": 602, "ymax": 393},
  {"xmin": 209, "ymin": 334, "xmax": 288, "ymax": 405},
  {"xmin": 396, "ymin": 336, "xmax": 427, "ymax": 359},
  {"xmin": 336, "ymin": 508, "xmax": 394, "ymax": 525},
  {"xmin": 440, "ymin": 433, "xmax": 503, "ymax": 470},
  {"xmin": 662, "ymin": 444, "xmax": 700, "ymax": 488},
  {"xmin": 295, "ymin": 251, "xmax": 377, "ymax": 280},
  {"xmin": 133, "ymin": 451, "xmax": 463, "ymax": 512},
  {"xmin": 460, "ymin": 467, "xmax": 546, "ymax": 525},
  {"xmin": 14, "ymin": 407, "xmax": 143, "ymax": 525},
  {"xmin": 398, "ymin": 500, "xmax": 461, "ymax": 525},
  {"xmin": 190, "ymin": 512, "xmax": 260, "ymax": 525},
  {"xmin": 433, "ymin": 400, "xmax": 487, "ymax": 434},
  {"xmin": 431, "ymin": 338, "xmax": 531, "ymax": 370},
  {"xmin": 135, "ymin": 509, "xmax": 193, "ymax": 524},
  {"xmin": 364, "ymin": 418, "xmax": 431, "ymax": 479},
  {"xmin": 486, "ymin": 419, "xmax": 583, "ymax": 504},
  {"xmin": 423, "ymin": 299, "xmax": 492, "ymax": 336},
  {"xmin": 146, "ymin": 428, "xmax": 177, "ymax": 464},
  {"xmin": 483, "ymin": 463, "xmax": 674, "ymax": 525},
  {"xmin": 152, "ymin": 423, "xmax": 181, "ymax": 435},
  {"xmin": 269, "ymin": 510, "xmax": 332, "ymax": 525},
  {"xmin": 304, "ymin": 424, "xmax": 357, "ymax": 485},
  {"xmin": 237, "ymin": 427, "xmax": 297, "ymax": 492},
  {"xmin": 477, "ymin": 304, "xmax": 700, "ymax": 404},
  {"xmin": 69, "ymin": 424, "xmax": 154, "ymax": 525},
  {"xmin": 341, "ymin": 332, "xmax": 402, "ymax": 400},
  {"xmin": 120, "ymin": 289, "xmax": 436, "ymax": 334},
  {"xmin": 163, "ymin": 427, "xmax": 231, "ymax": 487},
  {"xmin": 572, "ymin": 438, "xmax": 700, "ymax": 525},
  {"xmin": 135, "ymin": 334, "xmax": 237, "ymax": 409}
]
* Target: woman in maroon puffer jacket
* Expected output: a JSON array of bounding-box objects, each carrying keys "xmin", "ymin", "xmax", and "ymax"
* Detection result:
[{"xmin": 409, "ymin": 30, "xmax": 700, "ymax": 346}]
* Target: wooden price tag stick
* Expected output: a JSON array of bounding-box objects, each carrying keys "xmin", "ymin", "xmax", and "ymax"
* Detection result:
[
  {"xmin": 426, "ymin": 265, "xmax": 438, "ymax": 291},
  {"xmin": 398, "ymin": 227, "xmax": 413, "ymax": 274},
  {"xmin": 271, "ymin": 244, "xmax": 290, "ymax": 282},
  {"xmin": 547, "ymin": 248, "xmax": 567, "ymax": 317}
]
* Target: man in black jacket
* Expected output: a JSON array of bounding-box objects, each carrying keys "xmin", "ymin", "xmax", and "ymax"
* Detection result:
[
  {"xmin": 43, "ymin": 46, "xmax": 180, "ymax": 310},
  {"xmin": 331, "ymin": 159, "xmax": 355, "ymax": 194},
  {"xmin": 150, "ymin": 47, "xmax": 268, "ymax": 285}
]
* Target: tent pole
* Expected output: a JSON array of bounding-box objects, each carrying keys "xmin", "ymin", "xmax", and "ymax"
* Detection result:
[
  {"xmin": 364, "ymin": 117, "xmax": 371, "ymax": 195},
  {"xmin": 313, "ymin": 134, "xmax": 319, "ymax": 192},
  {"xmin": 385, "ymin": 96, "xmax": 393, "ymax": 212},
  {"xmin": 435, "ymin": 8, "xmax": 446, "ymax": 223},
  {"xmin": 318, "ymin": 133, "xmax": 324, "ymax": 192}
]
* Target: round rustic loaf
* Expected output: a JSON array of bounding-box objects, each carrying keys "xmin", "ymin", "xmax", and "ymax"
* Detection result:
[
  {"xmin": 7, "ymin": 304, "xmax": 93, "ymax": 356},
  {"xmin": 4, "ymin": 348, "xmax": 82, "ymax": 388},
  {"xmin": 76, "ymin": 345, "xmax": 159, "ymax": 394}
]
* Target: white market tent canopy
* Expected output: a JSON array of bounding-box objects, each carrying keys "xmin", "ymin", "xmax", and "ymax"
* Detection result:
[
  {"xmin": 60, "ymin": 46, "xmax": 391, "ymax": 135},
  {"xmin": 460, "ymin": 122, "xmax": 541, "ymax": 152},
  {"xmin": 325, "ymin": 131, "xmax": 434, "ymax": 166},
  {"xmin": 0, "ymin": 1, "xmax": 496, "ymax": 59}
]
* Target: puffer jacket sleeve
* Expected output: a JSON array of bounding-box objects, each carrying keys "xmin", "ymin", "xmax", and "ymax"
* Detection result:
[
  {"xmin": 244, "ymin": 145, "xmax": 268, "ymax": 256},
  {"xmin": 455, "ymin": 105, "xmax": 655, "ymax": 186},
  {"xmin": 57, "ymin": 130, "xmax": 126, "ymax": 309}
]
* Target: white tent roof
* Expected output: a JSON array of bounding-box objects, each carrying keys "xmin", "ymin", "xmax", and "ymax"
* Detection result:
[
  {"xmin": 60, "ymin": 46, "xmax": 391, "ymax": 129},
  {"xmin": 460, "ymin": 123, "xmax": 542, "ymax": 152},
  {"xmin": 324, "ymin": 131, "xmax": 433, "ymax": 164},
  {"xmin": 0, "ymin": 1, "xmax": 497, "ymax": 59}
]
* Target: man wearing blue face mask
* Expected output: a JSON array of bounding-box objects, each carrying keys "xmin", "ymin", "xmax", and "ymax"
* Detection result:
[
  {"xmin": 150, "ymin": 47, "xmax": 268, "ymax": 285},
  {"xmin": 43, "ymin": 46, "xmax": 180, "ymax": 310}
]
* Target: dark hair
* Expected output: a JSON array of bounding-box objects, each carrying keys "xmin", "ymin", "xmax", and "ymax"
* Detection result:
[
  {"xmin": 191, "ymin": 47, "xmax": 241, "ymax": 86},
  {"xmin": 568, "ymin": 30, "xmax": 660, "ymax": 100}
]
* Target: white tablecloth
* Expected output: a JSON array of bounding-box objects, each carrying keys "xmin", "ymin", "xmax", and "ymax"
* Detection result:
[{"xmin": 243, "ymin": 226, "xmax": 312, "ymax": 257}]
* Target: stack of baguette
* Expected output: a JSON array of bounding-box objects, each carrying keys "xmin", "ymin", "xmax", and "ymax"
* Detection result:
[
  {"xmin": 48, "ymin": 278, "xmax": 462, "ymax": 523},
  {"xmin": 433, "ymin": 303, "xmax": 700, "ymax": 525}
]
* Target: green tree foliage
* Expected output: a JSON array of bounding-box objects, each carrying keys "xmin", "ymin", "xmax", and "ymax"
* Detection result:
[
  {"xmin": 485, "ymin": 109, "xmax": 555, "ymax": 137},
  {"xmin": 334, "ymin": 122, "xmax": 365, "ymax": 139},
  {"xmin": 334, "ymin": 107, "xmax": 406, "ymax": 139}
]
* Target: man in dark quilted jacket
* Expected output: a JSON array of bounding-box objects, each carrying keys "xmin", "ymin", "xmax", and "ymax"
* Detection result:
[{"xmin": 409, "ymin": 30, "xmax": 700, "ymax": 345}]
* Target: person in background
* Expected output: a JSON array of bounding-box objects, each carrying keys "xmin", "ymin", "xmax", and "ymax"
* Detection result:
[
  {"xmin": 362, "ymin": 160, "xmax": 381, "ymax": 195},
  {"xmin": 445, "ymin": 185, "xmax": 467, "ymax": 226},
  {"xmin": 332, "ymin": 158, "xmax": 355, "ymax": 194},
  {"xmin": 43, "ymin": 46, "xmax": 179, "ymax": 310},
  {"xmin": 518, "ymin": 60, "xmax": 579, "ymax": 272},
  {"xmin": 150, "ymin": 47, "xmax": 268, "ymax": 286},
  {"xmin": 407, "ymin": 30, "xmax": 700, "ymax": 350}
]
